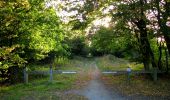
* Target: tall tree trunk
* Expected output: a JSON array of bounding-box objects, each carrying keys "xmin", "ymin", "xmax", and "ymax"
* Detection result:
[
  {"xmin": 165, "ymin": 48, "xmax": 169, "ymax": 72},
  {"xmin": 163, "ymin": 1, "xmax": 170, "ymax": 54},
  {"xmin": 158, "ymin": 46, "xmax": 162, "ymax": 70},
  {"xmin": 135, "ymin": 19, "xmax": 157, "ymax": 70},
  {"xmin": 155, "ymin": 0, "xmax": 170, "ymax": 54},
  {"xmin": 135, "ymin": 0, "xmax": 157, "ymax": 70},
  {"xmin": 134, "ymin": 20, "xmax": 150, "ymax": 70},
  {"xmin": 163, "ymin": 28, "xmax": 170, "ymax": 54}
]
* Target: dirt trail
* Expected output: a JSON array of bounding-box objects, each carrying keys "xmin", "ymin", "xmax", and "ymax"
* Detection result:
[
  {"xmin": 64, "ymin": 59, "xmax": 169, "ymax": 100},
  {"xmin": 69, "ymin": 61, "xmax": 125, "ymax": 100}
]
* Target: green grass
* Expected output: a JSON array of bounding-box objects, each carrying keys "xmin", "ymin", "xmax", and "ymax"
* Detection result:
[
  {"xmin": 30, "ymin": 56, "xmax": 91, "ymax": 72},
  {"xmin": 129, "ymin": 62, "xmax": 144, "ymax": 71},
  {"xmin": 102, "ymin": 74, "xmax": 170, "ymax": 97},
  {"xmin": 98, "ymin": 55, "xmax": 170, "ymax": 97},
  {"xmin": 57, "ymin": 56, "xmax": 95, "ymax": 72},
  {"xmin": 1, "ymin": 55, "xmax": 169, "ymax": 99},
  {"xmin": 96, "ymin": 55, "xmax": 144, "ymax": 71},
  {"xmin": 28, "ymin": 64, "xmax": 50, "ymax": 71},
  {"xmin": 0, "ymin": 56, "xmax": 92, "ymax": 100},
  {"xmin": 0, "ymin": 73, "xmax": 79, "ymax": 100}
]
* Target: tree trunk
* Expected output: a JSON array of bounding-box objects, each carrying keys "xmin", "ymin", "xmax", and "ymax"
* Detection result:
[
  {"xmin": 163, "ymin": 30, "xmax": 170, "ymax": 55},
  {"xmin": 158, "ymin": 46, "xmax": 162, "ymax": 70},
  {"xmin": 135, "ymin": 19, "xmax": 157, "ymax": 70},
  {"xmin": 133, "ymin": 0, "xmax": 157, "ymax": 70},
  {"xmin": 165, "ymin": 48, "xmax": 169, "ymax": 73},
  {"xmin": 155, "ymin": 0, "xmax": 170, "ymax": 55}
]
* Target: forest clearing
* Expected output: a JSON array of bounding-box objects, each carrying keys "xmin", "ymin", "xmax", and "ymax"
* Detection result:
[
  {"xmin": 1, "ymin": 55, "xmax": 170, "ymax": 100},
  {"xmin": 1, "ymin": 0, "xmax": 170, "ymax": 100}
]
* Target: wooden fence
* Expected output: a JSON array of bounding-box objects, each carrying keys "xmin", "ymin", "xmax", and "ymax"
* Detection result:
[
  {"xmin": 23, "ymin": 67, "xmax": 77, "ymax": 84},
  {"xmin": 24, "ymin": 67, "xmax": 165, "ymax": 84},
  {"xmin": 102, "ymin": 70, "xmax": 166, "ymax": 82}
]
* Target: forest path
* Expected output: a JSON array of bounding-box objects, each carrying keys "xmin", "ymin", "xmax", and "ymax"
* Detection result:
[
  {"xmin": 67, "ymin": 60, "xmax": 125, "ymax": 100},
  {"xmin": 63, "ymin": 57, "xmax": 170, "ymax": 100}
]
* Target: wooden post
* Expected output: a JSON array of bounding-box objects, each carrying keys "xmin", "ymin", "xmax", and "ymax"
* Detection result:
[
  {"xmin": 49, "ymin": 65, "xmax": 53, "ymax": 82},
  {"xmin": 24, "ymin": 67, "xmax": 28, "ymax": 84}
]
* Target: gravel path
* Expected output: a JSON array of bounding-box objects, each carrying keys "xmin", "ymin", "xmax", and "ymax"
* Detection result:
[
  {"xmin": 65, "ymin": 59, "xmax": 170, "ymax": 100},
  {"xmin": 70, "ymin": 61, "xmax": 126, "ymax": 100},
  {"xmin": 62, "ymin": 57, "xmax": 170, "ymax": 100}
]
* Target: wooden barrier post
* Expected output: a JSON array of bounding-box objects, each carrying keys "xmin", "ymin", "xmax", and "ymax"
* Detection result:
[
  {"xmin": 49, "ymin": 65, "xmax": 53, "ymax": 82},
  {"xmin": 24, "ymin": 66, "xmax": 28, "ymax": 84}
]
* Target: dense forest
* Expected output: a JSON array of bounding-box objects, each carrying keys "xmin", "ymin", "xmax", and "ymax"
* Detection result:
[{"xmin": 0, "ymin": 0, "xmax": 170, "ymax": 84}]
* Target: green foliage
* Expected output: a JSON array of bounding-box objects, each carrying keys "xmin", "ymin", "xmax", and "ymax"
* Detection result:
[
  {"xmin": 53, "ymin": 56, "xmax": 69, "ymax": 67},
  {"xmin": 70, "ymin": 20, "xmax": 89, "ymax": 30},
  {"xmin": 19, "ymin": 1, "xmax": 64, "ymax": 61},
  {"xmin": 0, "ymin": 0, "xmax": 66, "ymax": 83},
  {"xmin": 107, "ymin": 0, "xmax": 169, "ymax": 70},
  {"xmin": 96, "ymin": 55, "xmax": 144, "ymax": 71},
  {"xmin": 67, "ymin": 36, "xmax": 89, "ymax": 57},
  {"xmin": 1, "ymin": 0, "xmax": 170, "ymax": 84},
  {"xmin": 91, "ymin": 27, "xmax": 114, "ymax": 54},
  {"xmin": 91, "ymin": 26, "xmax": 138, "ymax": 58}
]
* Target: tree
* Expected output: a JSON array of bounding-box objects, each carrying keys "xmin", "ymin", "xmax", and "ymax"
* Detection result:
[
  {"xmin": 107, "ymin": 0, "xmax": 157, "ymax": 70},
  {"xmin": 153, "ymin": 0, "xmax": 170, "ymax": 55},
  {"xmin": 0, "ymin": 0, "xmax": 65, "ymax": 83}
]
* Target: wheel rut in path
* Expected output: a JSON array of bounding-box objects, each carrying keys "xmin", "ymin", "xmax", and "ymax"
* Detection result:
[{"xmin": 70, "ymin": 61, "xmax": 125, "ymax": 100}]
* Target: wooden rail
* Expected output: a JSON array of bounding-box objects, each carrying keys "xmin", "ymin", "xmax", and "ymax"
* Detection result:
[
  {"xmin": 23, "ymin": 67, "xmax": 77, "ymax": 84},
  {"xmin": 102, "ymin": 70, "xmax": 165, "ymax": 75},
  {"xmin": 24, "ymin": 67, "xmax": 166, "ymax": 84},
  {"xmin": 28, "ymin": 70, "xmax": 77, "ymax": 74},
  {"xmin": 102, "ymin": 70, "xmax": 166, "ymax": 82}
]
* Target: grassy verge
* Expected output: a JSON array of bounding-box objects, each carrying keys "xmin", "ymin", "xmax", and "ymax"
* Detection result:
[
  {"xmin": 0, "ymin": 74, "xmax": 82, "ymax": 100},
  {"xmin": 98, "ymin": 55, "xmax": 170, "ymax": 97},
  {"xmin": 30, "ymin": 56, "xmax": 92, "ymax": 71},
  {"xmin": 0, "ymin": 56, "xmax": 90, "ymax": 100},
  {"xmin": 102, "ymin": 74, "xmax": 170, "ymax": 97},
  {"xmin": 96, "ymin": 55, "xmax": 144, "ymax": 71}
]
